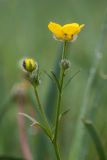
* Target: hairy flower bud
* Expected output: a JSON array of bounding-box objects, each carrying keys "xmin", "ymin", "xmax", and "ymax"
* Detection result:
[
  {"xmin": 19, "ymin": 57, "xmax": 40, "ymax": 86},
  {"xmin": 60, "ymin": 59, "xmax": 71, "ymax": 71},
  {"xmin": 30, "ymin": 70, "xmax": 41, "ymax": 86}
]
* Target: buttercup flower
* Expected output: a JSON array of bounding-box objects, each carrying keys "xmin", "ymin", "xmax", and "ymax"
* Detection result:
[
  {"xmin": 48, "ymin": 22, "xmax": 85, "ymax": 41},
  {"xmin": 22, "ymin": 58, "xmax": 38, "ymax": 73}
]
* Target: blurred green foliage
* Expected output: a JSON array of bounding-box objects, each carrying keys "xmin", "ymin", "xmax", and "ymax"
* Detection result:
[{"xmin": 0, "ymin": 0, "xmax": 107, "ymax": 159}]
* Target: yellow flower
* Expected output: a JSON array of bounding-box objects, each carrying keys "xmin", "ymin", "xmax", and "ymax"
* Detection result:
[
  {"xmin": 22, "ymin": 58, "xmax": 38, "ymax": 72},
  {"xmin": 48, "ymin": 22, "xmax": 85, "ymax": 41}
]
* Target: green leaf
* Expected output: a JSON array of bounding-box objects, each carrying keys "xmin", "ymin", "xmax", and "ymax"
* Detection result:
[
  {"xmin": 64, "ymin": 70, "xmax": 80, "ymax": 89},
  {"xmin": 83, "ymin": 119, "xmax": 106, "ymax": 160},
  {"xmin": 51, "ymin": 71, "xmax": 61, "ymax": 92},
  {"xmin": 18, "ymin": 112, "xmax": 52, "ymax": 140},
  {"xmin": 32, "ymin": 121, "xmax": 52, "ymax": 140},
  {"xmin": 44, "ymin": 70, "xmax": 61, "ymax": 92},
  {"xmin": 59, "ymin": 108, "xmax": 71, "ymax": 121}
]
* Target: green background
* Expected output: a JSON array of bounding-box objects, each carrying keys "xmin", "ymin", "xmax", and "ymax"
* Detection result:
[{"xmin": 0, "ymin": 0, "xmax": 107, "ymax": 159}]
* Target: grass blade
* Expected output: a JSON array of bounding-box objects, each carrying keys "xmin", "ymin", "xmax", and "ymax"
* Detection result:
[{"xmin": 83, "ymin": 120, "xmax": 106, "ymax": 160}]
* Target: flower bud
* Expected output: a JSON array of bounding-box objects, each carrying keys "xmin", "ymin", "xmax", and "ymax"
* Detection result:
[
  {"xmin": 30, "ymin": 70, "xmax": 41, "ymax": 86},
  {"xmin": 22, "ymin": 58, "xmax": 38, "ymax": 72},
  {"xmin": 19, "ymin": 57, "xmax": 41, "ymax": 87},
  {"xmin": 60, "ymin": 59, "xmax": 71, "ymax": 71}
]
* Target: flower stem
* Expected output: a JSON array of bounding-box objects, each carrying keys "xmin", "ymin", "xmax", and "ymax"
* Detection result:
[
  {"xmin": 54, "ymin": 69, "xmax": 65, "ymax": 143},
  {"xmin": 53, "ymin": 140, "xmax": 61, "ymax": 160},
  {"xmin": 62, "ymin": 41, "xmax": 67, "ymax": 59},
  {"xmin": 34, "ymin": 86, "xmax": 61, "ymax": 160},
  {"xmin": 33, "ymin": 85, "xmax": 52, "ymax": 139},
  {"xmin": 53, "ymin": 42, "xmax": 66, "ymax": 160}
]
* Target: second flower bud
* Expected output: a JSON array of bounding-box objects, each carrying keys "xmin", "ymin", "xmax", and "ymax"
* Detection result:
[{"xmin": 60, "ymin": 59, "xmax": 71, "ymax": 71}]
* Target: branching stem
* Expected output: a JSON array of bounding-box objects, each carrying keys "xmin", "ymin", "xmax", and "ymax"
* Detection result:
[{"xmin": 53, "ymin": 41, "xmax": 67, "ymax": 160}]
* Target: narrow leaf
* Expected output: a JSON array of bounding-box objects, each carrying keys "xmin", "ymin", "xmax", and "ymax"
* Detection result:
[
  {"xmin": 44, "ymin": 70, "xmax": 54, "ymax": 82},
  {"xmin": 18, "ymin": 113, "xmax": 52, "ymax": 139},
  {"xmin": 83, "ymin": 119, "xmax": 106, "ymax": 160},
  {"xmin": 59, "ymin": 108, "xmax": 71, "ymax": 121},
  {"xmin": 64, "ymin": 70, "xmax": 80, "ymax": 89},
  {"xmin": 51, "ymin": 71, "xmax": 61, "ymax": 92}
]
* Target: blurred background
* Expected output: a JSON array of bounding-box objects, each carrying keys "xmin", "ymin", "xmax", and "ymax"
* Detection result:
[{"xmin": 0, "ymin": 0, "xmax": 107, "ymax": 160}]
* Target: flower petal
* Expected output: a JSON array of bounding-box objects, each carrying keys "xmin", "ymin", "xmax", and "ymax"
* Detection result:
[
  {"xmin": 80, "ymin": 24, "xmax": 85, "ymax": 29},
  {"xmin": 48, "ymin": 22, "xmax": 63, "ymax": 38},
  {"xmin": 62, "ymin": 23, "xmax": 81, "ymax": 35}
]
